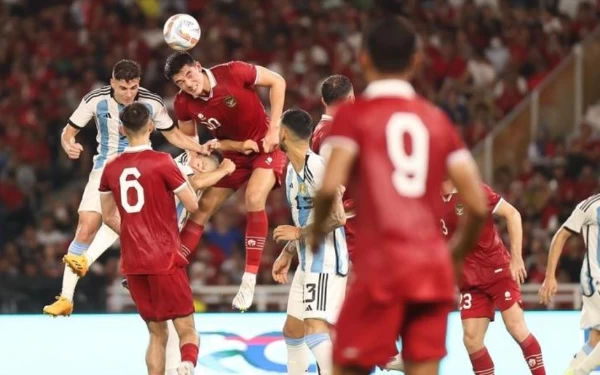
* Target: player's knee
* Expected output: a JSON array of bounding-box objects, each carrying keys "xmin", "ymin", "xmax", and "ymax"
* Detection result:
[
  {"xmin": 304, "ymin": 318, "xmax": 329, "ymax": 335},
  {"xmin": 150, "ymin": 324, "xmax": 170, "ymax": 344},
  {"xmin": 245, "ymin": 189, "xmax": 267, "ymax": 211},
  {"xmin": 505, "ymin": 318, "xmax": 529, "ymax": 342},
  {"xmin": 462, "ymin": 328, "xmax": 484, "ymax": 353},
  {"xmin": 283, "ymin": 319, "xmax": 305, "ymax": 339}
]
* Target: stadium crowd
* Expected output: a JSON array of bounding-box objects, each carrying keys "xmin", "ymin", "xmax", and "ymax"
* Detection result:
[{"xmin": 0, "ymin": 0, "xmax": 599, "ymax": 313}]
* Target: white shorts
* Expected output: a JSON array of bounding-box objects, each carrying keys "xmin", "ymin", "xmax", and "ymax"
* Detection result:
[
  {"xmin": 581, "ymin": 292, "xmax": 600, "ymax": 330},
  {"xmin": 287, "ymin": 269, "xmax": 347, "ymax": 324},
  {"xmin": 78, "ymin": 168, "xmax": 103, "ymax": 213}
]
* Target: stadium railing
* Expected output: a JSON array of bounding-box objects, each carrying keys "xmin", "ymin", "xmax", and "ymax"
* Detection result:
[
  {"xmin": 472, "ymin": 27, "xmax": 600, "ymax": 184},
  {"xmin": 195, "ymin": 283, "xmax": 583, "ymax": 311}
]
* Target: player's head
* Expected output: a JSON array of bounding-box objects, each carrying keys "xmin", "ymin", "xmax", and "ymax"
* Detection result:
[
  {"xmin": 119, "ymin": 102, "xmax": 153, "ymax": 138},
  {"xmin": 164, "ymin": 51, "xmax": 204, "ymax": 97},
  {"xmin": 279, "ymin": 109, "xmax": 313, "ymax": 153},
  {"xmin": 359, "ymin": 16, "xmax": 419, "ymax": 81},
  {"xmin": 321, "ymin": 75, "xmax": 355, "ymax": 109},
  {"xmin": 194, "ymin": 150, "xmax": 224, "ymax": 173},
  {"xmin": 110, "ymin": 59, "xmax": 142, "ymax": 105}
]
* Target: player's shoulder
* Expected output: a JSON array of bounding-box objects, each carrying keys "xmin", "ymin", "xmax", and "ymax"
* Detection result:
[
  {"xmin": 137, "ymin": 87, "xmax": 165, "ymax": 108},
  {"xmin": 305, "ymin": 151, "xmax": 325, "ymax": 181},
  {"xmin": 82, "ymin": 85, "xmax": 111, "ymax": 105},
  {"xmin": 173, "ymin": 153, "xmax": 194, "ymax": 176},
  {"xmin": 577, "ymin": 193, "xmax": 600, "ymax": 212}
]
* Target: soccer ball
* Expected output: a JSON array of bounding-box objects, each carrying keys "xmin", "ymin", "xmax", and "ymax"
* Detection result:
[{"xmin": 163, "ymin": 14, "xmax": 201, "ymax": 51}]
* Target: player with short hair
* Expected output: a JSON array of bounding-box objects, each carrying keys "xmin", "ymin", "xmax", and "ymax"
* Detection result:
[
  {"xmin": 540, "ymin": 194, "xmax": 600, "ymax": 375},
  {"xmin": 440, "ymin": 180, "xmax": 546, "ymax": 375},
  {"xmin": 164, "ymin": 51, "xmax": 287, "ymax": 311},
  {"xmin": 271, "ymin": 109, "xmax": 348, "ymax": 375},
  {"xmin": 310, "ymin": 17, "xmax": 489, "ymax": 375},
  {"xmin": 44, "ymin": 59, "xmax": 213, "ymax": 316},
  {"xmin": 99, "ymin": 102, "xmax": 200, "ymax": 375}
]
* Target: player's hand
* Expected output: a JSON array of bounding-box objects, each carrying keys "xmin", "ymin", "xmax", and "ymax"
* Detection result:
[
  {"xmin": 65, "ymin": 142, "xmax": 84, "ymax": 159},
  {"xmin": 273, "ymin": 225, "xmax": 300, "ymax": 243},
  {"xmin": 198, "ymin": 139, "xmax": 219, "ymax": 155},
  {"xmin": 272, "ymin": 247, "xmax": 294, "ymax": 284},
  {"xmin": 510, "ymin": 257, "xmax": 527, "ymax": 284},
  {"xmin": 219, "ymin": 158, "xmax": 236, "ymax": 175},
  {"xmin": 262, "ymin": 128, "xmax": 279, "ymax": 153},
  {"xmin": 538, "ymin": 277, "xmax": 558, "ymax": 305},
  {"xmin": 241, "ymin": 140, "xmax": 259, "ymax": 155}
]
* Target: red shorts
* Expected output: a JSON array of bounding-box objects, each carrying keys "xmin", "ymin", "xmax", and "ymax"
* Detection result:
[
  {"xmin": 333, "ymin": 277, "xmax": 453, "ymax": 369},
  {"xmin": 459, "ymin": 267, "xmax": 522, "ymax": 321},
  {"xmin": 215, "ymin": 149, "xmax": 286, "ymax": 190},
  {"xmin": 126, "ymin": 267, "xmax": 194, "ymax": 322}
]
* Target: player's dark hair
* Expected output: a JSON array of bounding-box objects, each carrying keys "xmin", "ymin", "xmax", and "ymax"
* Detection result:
[
  {"xmin": 164, "ymin": 51, "xmax": 196, "ymax": 80},
  {"xmin": 282, "ymin": 109, "xmax": 313, "ymax": 140},
  {"xmin": 120, "ymin": 103, "xmax": 150, "ymax": 133},
  {"xmin": 321, "ymin": 75, "xmax": 353, "ymax": 105},
  {"xmin": 209, "ymin": 150, "xmax": 224, "ymax": 164},
  {"xmin": 112, "ymin": 59, "xmax": 142, "ymax": 81},
  {"xmin": 363, "ymin": 16, "xmax": 417, "ymax": 74}
]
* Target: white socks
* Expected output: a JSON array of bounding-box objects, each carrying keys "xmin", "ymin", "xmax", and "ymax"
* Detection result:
[
  {"xmin": 306, "ymin": 333, "xmax": 332, "ymax": 375},
  {"xmin": 166, "ymin": 320, "xmax": 182, "ymax": 375},
  {"xmin": 284, "ymin": 336, "xmax": 310, "ymax": 375},
  {"xmin": 572, "ymin": 341, "xmax": 600, "ymax": 375}
]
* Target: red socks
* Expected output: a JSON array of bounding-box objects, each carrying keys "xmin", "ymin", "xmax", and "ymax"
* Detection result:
[
  {"xmin": 244, "ymin": 210, "xmax": 268, "ymax": 274},
  {"xmin": 469, "ymin": 347, "xmax": 494, "ymax": 375},
  {"xmin": 180, "ymin": 343, "xmax": 199, "ymax": 366},
  {"xmin": 180, "ymin": 221, "xmax": 204, "ymax": 262},
  {"xmin": 520, "ymin": 334, "xmax": 545, "ymax": 375}
]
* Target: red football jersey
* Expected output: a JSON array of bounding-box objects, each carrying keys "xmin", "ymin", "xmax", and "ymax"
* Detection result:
[
  {"xmin": 438, "ymin": 183, "xmax": 511, "ymax": 286},
  {"xmin": 312, "ymin": 114, "xmax": 334, "ymax": 156},
  {"xmin": 99, "ymin": 145, "xmax": 187, "ymax": 275},
  {"xmin": 326, "ymin": 80, "xmax": 469, "ymax": 302},
  {"xmin": 174, "ymin": 61, "xmax": 269, "ymax": 145}
]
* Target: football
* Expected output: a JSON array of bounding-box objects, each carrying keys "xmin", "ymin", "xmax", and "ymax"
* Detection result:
[{"xmin": 163, "ymin": 14, "xmax": 201, "ymax": 51}]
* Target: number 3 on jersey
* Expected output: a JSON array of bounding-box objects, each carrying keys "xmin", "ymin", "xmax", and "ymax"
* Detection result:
[
  {"xmin": 386, "ymin": 113, "xmax": 429, "ymax": 198},
  {"xmin": 119, "ymin": 168, "xmax": 145, "ymax": 213}
]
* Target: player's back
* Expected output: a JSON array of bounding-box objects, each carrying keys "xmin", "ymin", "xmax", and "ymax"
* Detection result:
[
  {"xmin": 101, "ymin": 147, "xmax": 185, "ymax": 274},
  {"xmin": 329, "ymin": 81, "xmax": 467, "ymax": 300}
]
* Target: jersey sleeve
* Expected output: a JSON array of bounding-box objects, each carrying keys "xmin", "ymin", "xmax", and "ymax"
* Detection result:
[
  {"xmin": 174, "ymin": 94, "xmax": 193, "ymax": 122},
  {"xmin": 98, "ymin": 168, "xmax": 112, "ymax": 194},
  {"xmin": 323, "ymin": 103, "xmax": 360, "ymax": 155},
  {"xmin": 161, "ymin": 154, "xmax": 188, "ymax": 193},
  {"xmin": 173, "ymin": 153, "xmax": 194, "ymax": 177},
  {"xmin": 68, "ymin": 98, "xmax": 95, "ymax": 129},
  {"xmin": 563, "ymin": 201, "xmax": 592, "ymax": 234},
  {"xmin": 150, "ymin": 99, "xmax": 175, "ymax": 131},
  {"xmin": 482, "ymin": 184, "xmax": 503, "ymax": 213},
  {"xmin": 229, "ymin": 61, "xmax": 258, "ymax": 87}
]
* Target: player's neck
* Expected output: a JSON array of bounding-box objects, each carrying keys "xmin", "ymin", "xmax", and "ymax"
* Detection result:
[
  {"xmin": 287, "ymin": 143, "xmax": 310, "ymax": 173},
  {"xmin": 127, "ymin": 136, "xmax": 150, "ymax": 147},
  {"xmin": 201, "ymin": 71, "xmax": 211, "ymax": 96}
]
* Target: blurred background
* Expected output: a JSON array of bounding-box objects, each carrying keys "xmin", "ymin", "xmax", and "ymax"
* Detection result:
[{"xmin": 1, "ymin": 0, "xmax": 600, "ymax": 315}]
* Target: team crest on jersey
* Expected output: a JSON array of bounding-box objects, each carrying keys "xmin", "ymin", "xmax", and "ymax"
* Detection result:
[
  {"xmin": 455, "ymin": 204, "xmax": 464, "ymax": 216},
  {"xmin": 299, "ymin": 182, "xmax": 307, "ymax": 195},
  {"xmin": 224, "ymin": 95, "xmax": 237, "ymax": 108}
]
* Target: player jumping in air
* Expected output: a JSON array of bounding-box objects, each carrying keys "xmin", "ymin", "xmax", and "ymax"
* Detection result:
[
  {"xmin": 272, "ymin": 109, "xmax": 349, "ymax": 375},
  {"xmin": 310, "ymin": 17, "xmax": 489, "ymax": 375},
  {"xmin": 44, "ymin": 60, "xmax": 212, "ymax": 316},
  {"xmin": 439, "ymin": 181, "xmax": 546, "ymax": 375},
  {"xmin": 540, "ymin": 193, "xmax": 600, "ymax": 375},
  {"xmin": 164, "ymin": 52, "xmax": 287, "ymax": 311},
  {"xmin": 99, "ymin": 103, "xmax": 200, "ymax": 375}
]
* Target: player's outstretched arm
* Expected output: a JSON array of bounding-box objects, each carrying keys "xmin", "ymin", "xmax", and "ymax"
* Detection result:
[
  {"xmin": 100, "ymin": 192, "xmax": 121, "ymax": 235},
  {"xmin": 447, "ymin": 152, "xmax": 488, "ymax": 262},
  {"xmin": 539, "ymin": 226, "xmax": 572, "ymax": 305},
  {"xmin": 255, "ymin": 66, "xmax": 286, "ymax": 152},
  {"xmin": 162, "ymin": 125, "xmax": 212, "ymax": 155},
  {"xmin": 189, "ymin": 159, "xmax": 236, "ymax": 190},
  {"xmin": 494, "ymin": 200, "xmax": 527, "ymax": 283}
]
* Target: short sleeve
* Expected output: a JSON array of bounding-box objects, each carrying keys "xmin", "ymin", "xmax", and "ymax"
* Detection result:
[
  {"xmin": 146, "ymin": 98, "xmax": 175, "ymax": 131},
  {"xmin": 482, "ymin": 184, "xmax": 503, "ymax": 213},
  {"xmin": 174, "ymin": 94, "xmax": 193, "ymax": 122},
  {"xmin": 173, "ymin": 153, "xmax": 194, "ymax": 177},
  {"xmin": 161, "ymin": 155, "xmax": 188, "ymax": 192},
  {"xmin": 99, "ymin": 168, "xmax": 111, "ymax": 193},
  {"xmin": 563, "ymin": 201, "xmax": 592, "ymax": 234},
  {"xmin": 322, "ymin": 103, "xmax": 359, "ymax": 155},
  {"xmin": 68, "ymin": 98, "xmax": 95, "ymax": 129},
  {"xmin": 229, "ymin": 61, "xmax": 258, "ymax": 87}
]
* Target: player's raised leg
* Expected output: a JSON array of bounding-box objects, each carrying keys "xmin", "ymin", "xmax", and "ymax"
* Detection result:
[{"xmin": 501, "ymin": 303, "xmax": 545, "ymax": 374}]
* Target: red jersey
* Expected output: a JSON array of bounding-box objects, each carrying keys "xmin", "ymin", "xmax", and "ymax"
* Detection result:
[
  {"xmin": 326, "ymin": 80, "xmax": 468, "ymax": 302},
  {"xmin": 311, "ymin": 114, "xmax": 357, "ymax": 255},
  {"xmin": 174, "ymin": 61, "xmax": 269, "ymax": 145},
  {"xmin": 438, "ymin": 183, "xmax": 511, "ymax": 286},
  {"xmin": 99, "ymin": 145, "xmax": 187, "ymax": 275}
]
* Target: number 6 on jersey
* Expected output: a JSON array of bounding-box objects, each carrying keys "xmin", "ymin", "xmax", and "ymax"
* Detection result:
[{"xmin": 120, "ymin": 167, "xmax": 145, "ymax": 213}]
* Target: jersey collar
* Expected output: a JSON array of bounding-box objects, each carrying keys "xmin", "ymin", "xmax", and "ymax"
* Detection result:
[
  {"xmin": 321, "ymin": 114, "xmax": 333, "ymax": 121},
  {"xmin": 198, "ymin": 68, "xmax": 217, "ymax": 101},
  {"xmin": 363, "ymin": 79, "xmax": 416, "ymax": 99},
  {"xmin": 123, "ymin": 145, "xmax": 152, "ymax": 153},
  {"xmin": 442, "ymin": 188, "xmax": 458, "ymax": 202}
]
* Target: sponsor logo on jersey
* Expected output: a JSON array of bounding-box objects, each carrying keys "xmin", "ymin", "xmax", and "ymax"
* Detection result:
[
  {"xmin": 224, "ymin": 95, "xmax": 237, "ymax": 108},
  {"xmin": 455, "ymin": 203, "xmax": 464, "ymax": 216}
]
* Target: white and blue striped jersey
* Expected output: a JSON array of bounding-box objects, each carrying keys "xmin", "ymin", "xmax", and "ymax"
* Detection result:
[
  {"xmin": 173, "ymin": 153, "xmax": 196, "ymax": 230},
  {"xmin": 285, "ymin": 151, "xmax": 349, "ymax": 275},
  {"xmin": 68, "ymin": 86, "xmax": 174, "ymax": 170},
  {"xmin": 562, "ymin": 194, "xmax": 600, "ymax": 296}
]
